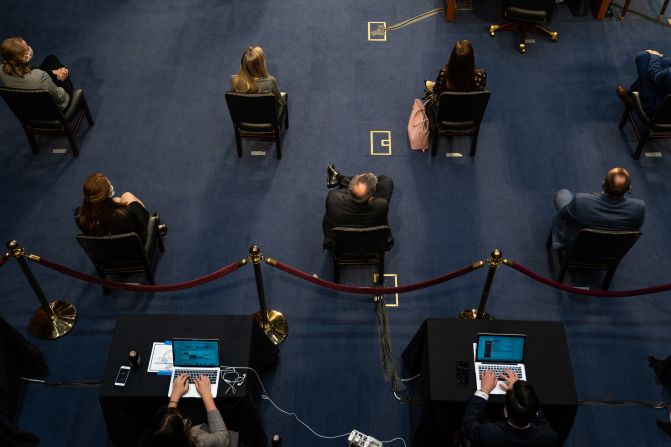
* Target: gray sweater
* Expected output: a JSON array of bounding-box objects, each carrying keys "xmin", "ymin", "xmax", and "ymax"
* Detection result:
[
  {"xmin": 0, "ymin": 68, "xmax": 69, "ymax": 109},
  {"xmin": 190, "ymin": 409, "xmax": 229, "ymax": 447}
]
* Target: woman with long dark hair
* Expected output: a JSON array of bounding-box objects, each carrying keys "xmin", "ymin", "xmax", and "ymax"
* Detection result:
[
  {"xmin": 230, "ymin": 46, "xmax": 286, "ymax": 105},
  {"xmin": 74, "ymin": 173, "xmax": 156, "ymax": 243},
  {"xmin": 139, "ymin": 374, "xmax": 229, "ymax": 447},
  {"xmin": 425, "ymin": 39, "xmax": 487, "ymax": 96}
]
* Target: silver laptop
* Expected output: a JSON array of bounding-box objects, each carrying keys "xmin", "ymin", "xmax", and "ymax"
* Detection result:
[
  {"xmin": 474, "ymin": 333, "xmax": 527, "ymax": 395},
  {"xmin": 167, "ymin": 338, "xmax": 220, "ymax": 398}
]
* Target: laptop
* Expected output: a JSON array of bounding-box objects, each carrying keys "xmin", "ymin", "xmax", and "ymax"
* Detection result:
[
  {"xmin": 473, "ymin": 333, "xmax": 527, "ymax": 395},
  {"xmin": 167, "ymin": 338, "xmax": 220, "ymax": 398}
]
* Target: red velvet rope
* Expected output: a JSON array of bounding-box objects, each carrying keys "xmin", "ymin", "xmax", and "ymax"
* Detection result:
[
  {"xmin": 505, "ymin": 260, "xmax": 671, "ymax": 297},
  {"xmin": 265, "ymin": 258, "xmax": 484, "ymax": 294},
  {"xmin": 31, "ymin": 256, "xmax": 247, "ymax": 292}
]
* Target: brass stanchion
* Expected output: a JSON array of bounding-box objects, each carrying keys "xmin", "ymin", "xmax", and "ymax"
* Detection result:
[
  {"xmin": 249, "ymin": 245, "xmax": 288, "ymax": 345},
  {"xmin": 7, "ymin": 240, "xmax": 77, "ymax": 339},
  {"xmin": 459, "ymin": 249, "xmax": 503, "ymax": 320}
]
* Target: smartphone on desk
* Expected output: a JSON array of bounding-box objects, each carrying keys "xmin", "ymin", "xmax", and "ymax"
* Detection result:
[
  {"xmin": 456, "ymin": 361, "xmax": 469, "ymax": 384},
  {"xmin": 115, "ymin": 366, "xmax": 131, "ymax": 386}
]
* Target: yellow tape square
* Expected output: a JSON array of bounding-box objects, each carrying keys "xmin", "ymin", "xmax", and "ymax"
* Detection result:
[
  {"xmin": 373, "ymin": 273, "xmax": 399, "ymax": 307},
  {"xmin": 370, "ymin": 130, "xmax": 392, "ymax": 156},
  {"xmin": 368, "ymin": 22, "xmax": 387, "ymax": 41}
]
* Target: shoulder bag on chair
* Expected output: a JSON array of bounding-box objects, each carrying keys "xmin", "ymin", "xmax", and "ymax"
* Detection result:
[{"xmin": 407, "ymin": 98, "xmax": 430, "ymax": 151}]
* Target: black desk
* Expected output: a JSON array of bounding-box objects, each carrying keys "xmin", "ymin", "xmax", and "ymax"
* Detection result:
[
  {"xmin": 99, "ymin": 314, "xmax": 278, "ymax": 447},
  {"xmin": 402, "ymin": 319, "xmax": 577, "ymax": 446}
]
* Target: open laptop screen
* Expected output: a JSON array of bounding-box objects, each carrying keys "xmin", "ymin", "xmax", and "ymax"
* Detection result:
[
  {"xmin": 475, "ymin": 333, "xmax": 526, "ymax": 363},
  {"xmin": 172, "ymin": 338, "xmax": 220, "ymax": 367}
]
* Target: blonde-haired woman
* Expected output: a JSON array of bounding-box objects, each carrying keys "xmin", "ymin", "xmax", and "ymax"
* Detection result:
[{"xmin": 230, "ymin": 46, "xmax": 286, "ymax": 105}]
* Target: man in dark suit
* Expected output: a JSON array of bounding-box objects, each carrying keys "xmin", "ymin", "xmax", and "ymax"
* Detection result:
[
  {"xmin": 616, "ymin": 49, "xmax": 671, "ymax": 115},
  {"xmin": 462, "ymin": 369, "xmax": 558, "ymax": 447},
  {"xmin": 322, "ymin": 164, "xmax": 394, "ymax": 250},
  {"xmin": 550, "ymin": 167, "xmax": 645, "ymax": 251}
]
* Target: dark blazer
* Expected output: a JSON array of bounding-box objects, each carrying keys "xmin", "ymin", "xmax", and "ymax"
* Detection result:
[
  {"xmin": 462, "ymin": 395, "xmax": 558, "ymax": 447},
  {"xmin": 551, "ymin": 192, "xmax": 645, "ymax": 250},
  {"xmin": 642, "ymin": 54, "xmax": 671, "ymax": 113},
  {"xmin": 322, "ymin": 189, "xmax": 390, "ymax": 250}
]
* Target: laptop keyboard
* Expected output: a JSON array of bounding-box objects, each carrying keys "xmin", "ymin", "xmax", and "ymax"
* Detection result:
[
  {"xmin": 477, "ymin": 364, "xmax": 523, "ymax": 380},
  {"xmin": 173, "ymin": 369, "xmax": 218, "ymax": 384}
]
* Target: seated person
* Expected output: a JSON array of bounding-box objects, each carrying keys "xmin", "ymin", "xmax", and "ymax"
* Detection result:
[
  {"xmin": 424, "ymin": 39, "xmax": 486, "ymax": 105},
  {"xmin": 617, "ymin": 49, "xmax": 671, "ymax": 116},
  {"xmin": 74, "ymin": 173, "xmax": 165, "ymax": 243},
  {"xmin": 550, "ymin": 167, "xmax": 645, "ymax": 251},
  {"xmin": 322, "ymin": 164, "xmax": 394, "ymax": 250},
  {"xmin": 0, "ymin": 36, "xmax": 73, "ymax": 109},
  {"xmin": 139, "ymin": 374, "xmax": 229, "ymax": 447},
  {"xmin": 462, "ymin": 369, "xmax": 558, "ymax": 447},
  {"xmin": 230, "ymin": 46, "xmax": 286, "ymax": 106}
]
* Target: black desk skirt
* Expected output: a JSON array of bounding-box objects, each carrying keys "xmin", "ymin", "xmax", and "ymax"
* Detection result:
[
  {"xmin": 99, "ymin": 314, "xmax": 278, "ymax": 447},
  {"xmin": 402, "ymin": 319, "xmax": 577, "ymax": 447}
]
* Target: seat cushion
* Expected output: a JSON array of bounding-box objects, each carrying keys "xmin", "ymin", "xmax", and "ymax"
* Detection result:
[{"xmin": 505, "ymin": 6, "xmax": 548, "ymax": 22}]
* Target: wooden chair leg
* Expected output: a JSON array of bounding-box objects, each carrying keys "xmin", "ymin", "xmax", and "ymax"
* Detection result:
[
  {"xmin": 633, "ymin": 131, "xmax": 648, "ymax": 160},
  {"xmin": 470, "ymin": 126, "xmax": 480, "ymax": 157},
  {"xmin": 557, "ymin": 262, "xmax": 568, "ymax": 283},
  {"xmin": 234, "ymin": 128, "xmax": 242, "ymax": 157},
  {"xmin": 24, "ymin": 129, "xmax": 39, "ymax": 155},
  {"xmin": 619, "ymin": 0, "xmax": 632, "ymax": 21},
  {"xmin": 618, "ymin": 108, "xmax": 629, "ymax": 129},
  {"xmin": 602, "ymin": 265, "xmax": 618, "ymax": 290},
  {"xmin": 65, "ymin": 127, "xmax": 80, "ymax": 156},
  {"xmin": 431, "ymin": 129, "xmax": 439, "ymax": 157},
  {"xmin": 275, "ymin": 127, "xmax": 282, "ymax": 160}
]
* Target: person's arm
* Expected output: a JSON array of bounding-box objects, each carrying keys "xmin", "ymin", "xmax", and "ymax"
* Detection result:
[
  {"xmin": 269, "ymin": 76, "xmax": 286, "ymax": 105},
  {"xmin": 37, "ymin": 70, "xmax": 69, "ymax": 109},
  {"xmin": 168, "ymin": 374, "xmax": 189, "ymax": 408},
  {"xmin": 193, "ymin": 375, "xmax": 230, "ymax": 444},
  {"xmin": 462, "ymin": 370, "xmax": 498, "ymax": 444},
  {"xmin": 114, "ymin": 192, "xmax": 146, "ymax": 209},
  {"xmin": 647, "ymin": 53, "xmax": 671, "ymax": 90}
]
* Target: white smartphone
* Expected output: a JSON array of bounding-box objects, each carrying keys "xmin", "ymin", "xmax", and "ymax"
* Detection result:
[{"xmin": 114, "ymin": 366, "xmax": 131, "ymax": 386}]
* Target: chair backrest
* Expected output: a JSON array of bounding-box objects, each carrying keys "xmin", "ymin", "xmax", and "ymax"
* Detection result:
[
  {"xmin": 330, "ymin": 225, "xmax": 391, "ymax": 256},
  {"xmin": 651, "ymin": 93, "xmax": 671, "ymax": 128},
  {"xmin": 503, "ymin": 0, "xmax": 555, "ymax": 14},
  {"xmin": 436, "ymin": 91, "xmax": 491, "ymax": 126},
  {"xmin": 565, "ymin": 228, "xmax": 641, "ymax": 267},
  {"xmin": 0, "ymin": 87, "xmax": 64, "ymax": 123},
  {"xmin": 76, "ymin": 232, "xmax": 147, "ymax": 267},
  {"xmin": 224, "ymin": 92, "xmax": 278, "ymax": 125}
]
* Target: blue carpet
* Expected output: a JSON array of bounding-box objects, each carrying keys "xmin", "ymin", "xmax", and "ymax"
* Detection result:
[{"xmin": 2, "ymin": 0, "xmax": 671, "ymax": 445}]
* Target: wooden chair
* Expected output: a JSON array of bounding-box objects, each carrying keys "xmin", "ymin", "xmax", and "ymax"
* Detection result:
[
  {"xmin": 618, "ymin": 0, "xmax": 669, "ymax": 22},
  {"xmin": 619, "ymin": 92, "xmax": 671, "ymax": 159},
  {"xmin": 328, "ymin": 225, "xmax": 392, "ymax": 285},
  {"xmin": 548, "ymin": 228, "xmax": 642, "ymax": 290},
  {"xmin": 0, "ymin": 87, "xmax": 94, "ymax": 156},
  {"xmin": 431, "ymin": 91, "xmax": 491, "ymax": 157},
  {"xmin": 76, "ymin": 215, "xmax": 164, "ymax": 294},
  {"xmin": 224, "ymin": 92, "xmax": 288, "ymax": 159}
]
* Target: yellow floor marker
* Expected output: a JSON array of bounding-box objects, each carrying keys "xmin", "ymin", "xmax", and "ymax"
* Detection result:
[
  {"xmin": 373, "ymin": 273, "xmax": 399, "ymax": 307},
  {"xmin": 370, "ymin": 130, "xmax": 392, "ymax": 156},
  {"xmin": 368, "ymin": 22, "xmax": 387, "ymax": 41}
]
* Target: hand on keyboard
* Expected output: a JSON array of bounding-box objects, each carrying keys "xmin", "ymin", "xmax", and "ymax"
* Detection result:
[
  {"xmin": 195, "ymin": 375, "xmax": 213, "ymax": 400},
  {"xmin": 499, "ymin": 369, "xmax": 518, "ymax": 391}
]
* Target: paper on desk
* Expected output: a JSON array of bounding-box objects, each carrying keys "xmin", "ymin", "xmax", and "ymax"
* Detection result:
[{"xmin": 148, "ymin": 342, "xmax": 173, "ymax": 373}]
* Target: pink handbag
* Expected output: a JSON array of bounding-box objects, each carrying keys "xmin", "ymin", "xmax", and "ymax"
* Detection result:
[{"xmin": 407, "ymin": 98, "xmax": 430, "ymax": 151}]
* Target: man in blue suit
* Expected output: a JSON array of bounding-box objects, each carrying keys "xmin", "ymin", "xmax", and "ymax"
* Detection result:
[
  {"xmin": 462, "ymin": 369, "xmax": 558, "ymax": 447},
  {"xmin": 617, "ymin": 49, "xmax": 671, "ymax": 115},
  {"xmin": 550, "ymin": 167, "xmax": 645, "ymax": 251}
]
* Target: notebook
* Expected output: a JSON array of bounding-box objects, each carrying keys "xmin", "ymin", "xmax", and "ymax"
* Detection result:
[
  {"xmin": 473, "ymin": 333, "xmax": 527, "ymax": 395},
  {"xmin": 167, "ymin": 338, "xmax": 220, "ymax": 398}
]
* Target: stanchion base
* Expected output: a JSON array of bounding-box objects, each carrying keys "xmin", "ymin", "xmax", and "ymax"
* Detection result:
[
  {"xmin": 254, "ymin": 310, "xmax": 288, "ymax": 345},
  {"xmin": 458, "ymin": 308, "xmax": 494, "ymax": 320},
  {"xmin": 29, "ymin": 300, "xmax": 78, "ymax": 340}
]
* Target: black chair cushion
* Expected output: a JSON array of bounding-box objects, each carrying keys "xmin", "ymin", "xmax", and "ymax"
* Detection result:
[{"xmin": 505, "ymin": 6, "xmax": 548, "ymax": 22}]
